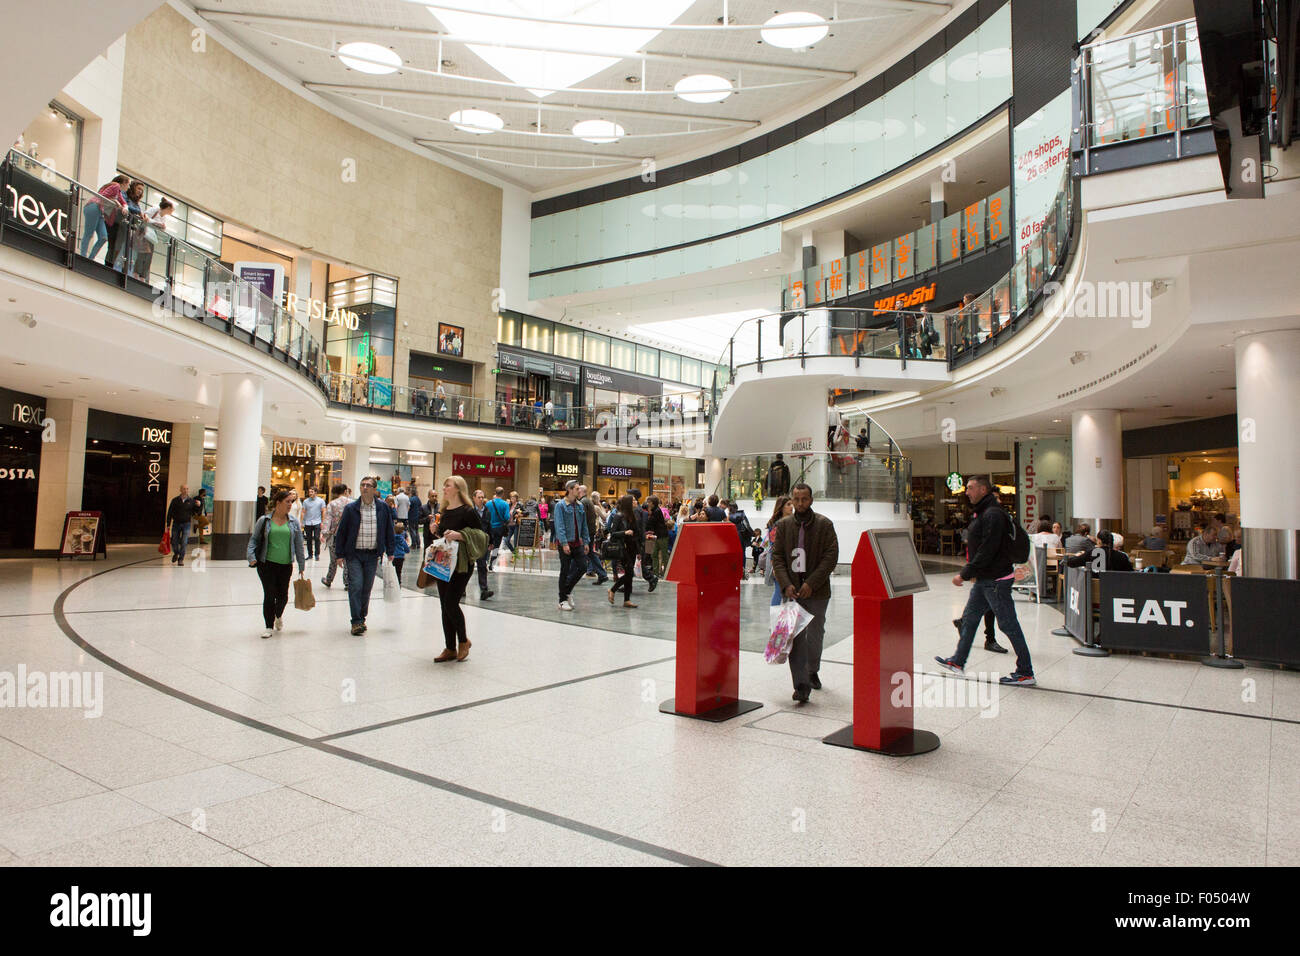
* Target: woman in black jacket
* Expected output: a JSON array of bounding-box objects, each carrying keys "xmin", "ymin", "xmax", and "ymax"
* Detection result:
[
  {"xmin": 429, "ymin": 475, "xmax": 478, "ymax": 662},
  {"xmin": 607, "ymin": 494, "xmax": 642, "ymax": 609}
]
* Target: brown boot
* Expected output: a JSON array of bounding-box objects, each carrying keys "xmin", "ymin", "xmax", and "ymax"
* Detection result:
[
  {"xmin": 434, "ymin": 648, "xmax": 457, "ymax": 663},
  {"xmin": 456, "ymin": 639, "xmax": 472, "ymax": 662}
]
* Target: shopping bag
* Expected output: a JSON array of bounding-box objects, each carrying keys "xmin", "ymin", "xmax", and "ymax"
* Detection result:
[
  {"xmin": 158, "ymin": 530, "xmax": 171, "ymax": 555},
  {"xmin": 293, "ymin": 576, "xmax": 315, "ymax": 611},
  {"xmin": 765, "ymin": 601, "xmax": 814, "ymax": 664},
  {"xmin": 419, "ymin": 541, "xmax": 457, "ymax": 586},
  {"xmin": 382, "ymin": 558, "xmax": 401, "ymax": 602}
]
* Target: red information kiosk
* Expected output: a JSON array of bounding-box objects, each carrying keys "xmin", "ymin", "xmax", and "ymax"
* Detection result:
[
  {"xmin": 658, "ymin": 522, "xmax": 762, "ymax": 722},
  {"xmin": 823, "ymin": 528, "xmax": 940, "ymax": 756}
]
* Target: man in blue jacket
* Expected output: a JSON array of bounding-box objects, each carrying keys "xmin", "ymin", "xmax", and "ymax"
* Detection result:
[
  {"xmin": 553, "ymin": 479, "xmax": 589, "ymax": 611},
  {"xmin": 935, "ymin": 475, "xmax": 1036, "ymax": 685},
  {"xmin": 333, "ymin": 476, "xmax": 396, "ymax": 635}
]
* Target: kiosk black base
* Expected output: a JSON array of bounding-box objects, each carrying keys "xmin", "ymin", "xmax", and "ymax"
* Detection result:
[
  {"xmin": 822, "ymin": 725, "xmax": 941, "ymax": 756},
  {"xmin": 1201, "ymin": 654, "xmax": 1245, "ymax": 669},
  {"xmin": 658, "ymin": 697, "xmax": 762, "ymax": 723},
  {"xmin": 1051, "ymin": 626, "xmax": 1072, "ymax": 637},
  {"xmin": 1072, "ymin": 645, "xmax": 1111, "ymax": 657}
]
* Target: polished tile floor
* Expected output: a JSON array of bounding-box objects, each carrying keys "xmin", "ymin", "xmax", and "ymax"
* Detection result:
[{"xmin": 0, "ymin": 544, "xmax": 1296, "ymax": 866}]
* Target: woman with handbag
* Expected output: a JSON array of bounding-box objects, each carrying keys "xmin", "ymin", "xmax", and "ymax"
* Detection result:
[
  {"xmin": 426, "ymin": 475, "xmax": 483, "ymax": 662},
  {"xmin": 246, "ymin": 489, "xmax": 306, "ymax": 640},
  {"xmin": 606, "ymin": 495, "xmax": 642, "ymax": 609},
  {"xmin": 763, "ymin": 496, "xmax": 794, "ymax": 607}
]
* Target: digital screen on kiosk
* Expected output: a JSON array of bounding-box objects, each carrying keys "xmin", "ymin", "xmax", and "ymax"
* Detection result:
[{"xmin": 869, "ymin": 529, "xmax": 929, "ymax": 597}]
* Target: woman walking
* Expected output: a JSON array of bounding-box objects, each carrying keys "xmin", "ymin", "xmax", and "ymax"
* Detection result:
[
  {"xmin": 765, "ymin": 495, "xmax": 794, "ymax": 606},
  {"xmin": 429, "ymin": 475, "xmax": 481, "ymax": 662},
  {"xmin": 607, "ymin": 494, "xmax": 642, "ymax": 609},
  {"xmin": 246, "ymin": 489, "xmax": 306, "ymax": 639},
  {"xmin": 645, "ymin": 495, "xmax": 671, "ymax": 578}
]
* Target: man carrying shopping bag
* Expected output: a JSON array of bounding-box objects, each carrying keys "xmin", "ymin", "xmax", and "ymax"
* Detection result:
[{"xmin": 770, "ymin": 483, "xmax": 839, "ymax": 704}]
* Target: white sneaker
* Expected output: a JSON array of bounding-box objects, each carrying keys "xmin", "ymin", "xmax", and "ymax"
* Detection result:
[
  {"xmin": 274, "ymin": 616, "xmax": 283, "ymax": 631},
  {"xmin": 559, "ymin": 599, "xmax": 574, "ymax": 611},
  {"xmin": 260, "ymin": 629, "xmax": 273, "ymax": 640}
]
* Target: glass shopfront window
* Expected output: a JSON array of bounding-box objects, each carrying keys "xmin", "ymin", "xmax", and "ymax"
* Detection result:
[
  {"xmin": 326, "ymin": 273, "xmax": 398, "ymax": 407},
  {"xmin": 13, "ymin": 102, "xmax": 82, "ymax": 180},
  {"xmin": 81, "ymin": 410, "xmax": 174, "ymax": 542},
  {"xmin": 0, "ymin": 387, "xmax": 46, "ymax": 551}
]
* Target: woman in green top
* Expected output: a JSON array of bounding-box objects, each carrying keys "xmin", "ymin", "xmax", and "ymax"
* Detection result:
[{"xmin": 246, "ymin": 489, "xmax": 306, "ymax": 639}]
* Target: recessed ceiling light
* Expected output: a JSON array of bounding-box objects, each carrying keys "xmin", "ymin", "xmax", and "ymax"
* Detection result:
[
  {"xmin": 674, "ymin": 74, "xmax": 733, "ymax": 103},
  {"xmin": 450, "ymin": 109, "xmax": 504, "ymax": 134},
  {"xmin": 761, "ymin": 12, "xmax": 829, "ymax": 50},
  {"xmin": 337, "ymin": 42, "xmax": 401, "ymax": 75},
  {"xmin": 572, "ymin": 119, "xmax": 625, "ymax": 144}
]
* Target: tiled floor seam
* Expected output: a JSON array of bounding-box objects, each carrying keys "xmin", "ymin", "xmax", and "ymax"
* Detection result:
[{"xmin": 49, "ymin": 556, "xmax": 719, "ymax": 867}]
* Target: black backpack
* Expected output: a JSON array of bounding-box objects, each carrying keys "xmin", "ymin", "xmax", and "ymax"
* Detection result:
[{"xmin": 1007, "ymin": 515, "xmax": 1031, "ymax": 563}]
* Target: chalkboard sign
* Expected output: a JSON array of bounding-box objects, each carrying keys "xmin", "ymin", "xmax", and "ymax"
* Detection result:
[
  {"xmin": 58, "ymin": 511, "xmax": 106, "ymax": 560},
  {"xmin": 515, "ymin": 516, "xmax": 540, "ymax": 550}
]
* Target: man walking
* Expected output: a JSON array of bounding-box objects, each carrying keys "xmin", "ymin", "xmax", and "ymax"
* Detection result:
[
  {"xmin": 484, "ymin": 486, "xmax": 512, "ymax": 562},
  {"xmin": 472, "ymin": 489, "xmax": 495, "ymax": 601},
  {"xmin": 300, "ymin": 486, "xmax": 325, "ymax": 561},
  {"xmin": 320, "ymin": 483, "xmax": 350, "ymax": 589},
  {"xmin": 255, "ymin": 485, "xmax": 269, "ymax": 519},
  {"xmin": 407, "ymin": 484, "xmax": 424, "ymax": 554},
  {"xmin": 582, "ymin": 487, "xmax": 609, "ymax": 584},
  {"xmin": 394, "ymin": 483, "xmax": 411, "ymax": 542},
  {"xmin": 936, "ymin": 475, "xmax": 1036, "ymax": 686},
  {"xmin": 333, "ymin": 477, "xmax": 396, "ymax": 635},
  {"xmin": 554, "ymin": 479, "xmax": 589, "ymax": 611},
  {"xmin": 770, "ymin": 483, "xmax": 838, "ymax": 703},
  {"xmin": 165, "ymin": 484, "xmax": 193, "ymax": 565}
]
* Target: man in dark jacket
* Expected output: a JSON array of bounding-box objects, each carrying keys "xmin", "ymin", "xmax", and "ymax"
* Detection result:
[
  {"xmin": 471, "ymin": 489, "xmax": 494, "ymax": 601},
  {"xmin": 165, "ymin": 484, "xmax": 193, "ymax": 565},
  {"xmin": 334, "ymin": 476, "xmax": 397, "ymax": 636},
  {"xmin": 936, "ymin": 476, "xmax": 1036, "ymax": 685},
  {"xmin": 771, "ymin": 483, "xmax": 839, "ymax": 703},
  {"xmin": 765, "ymin": 454, "xmax": 791, "ymax": 497}
]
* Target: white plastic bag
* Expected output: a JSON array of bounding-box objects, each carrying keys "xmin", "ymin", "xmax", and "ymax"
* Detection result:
[
  {"xmin": 382, "ymin": 557, "xmax": 401, "ymax": 602},
  {"xmin": 765, "ymin": 600, "xmax": 814, "ymax": 664}
]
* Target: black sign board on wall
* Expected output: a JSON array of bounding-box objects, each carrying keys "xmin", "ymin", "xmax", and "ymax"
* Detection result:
[
  {"xmin": 1226, "ymin": 577, "xmax": 1300, "ymax": 667},
  {"xmin": 1098, "ymin": 572, "xmax": 1211, "ymax": 655},
  {"xmin": 2, "ymin": 164, "xmax": 73, "ymax": 252},
  {"xmin": 87, "ymin": 409, "xmax": 173, "ymax": 446}
]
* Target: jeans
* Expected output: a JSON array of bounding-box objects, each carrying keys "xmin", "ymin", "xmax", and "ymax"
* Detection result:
[
  {"xmin": 611, "ymin": 557, "xmax": 634, "ymax": 600},
  {"xmin": 344, "ymin": 551, "xmax": 381, "ymax": 625},
  {"xmin": 788, "ymin": 597, "xmax": 829, "ymax": 690},
  {"xmin": 558, "ymin": 541, "xmax": 588, "ymax": 601},
  {"xmin": 436, "ymin": 570, "xmax": 472, "ymax": 650},
  {"xmin": 586, "ymin": 547, "xmax": 608, "ymax": 582},
  {"xmin": 304, "ymin": 524, "xmax": 321, "ymax": 559},
  {"xmin": 170, "ymin": 520, "xmax": 190, "ymax": 561},
  {"xmin": 323, "ymin": 534, "xmax": 349, "ymax": 588},
  {"xmin": 771, "ymin": 582, "xmax": 783, "ymax": 607},
  {"xmin": 81, "ymin": 203, "xmax": 107, "ymax": 260},
  {"xmin": 953, "ymin": 578, "xmax": 1034, "ymax": 676},
  {"xmin": 476, "ymin": 550, "xmax": 489, "ymax": 593},
  {"xmin": 653, "ymin": 537, "xmax": 670, "ymax": 578},
  {"xmin": 255, "ymin": 560, "xmax": 293, "ymax": 628}
]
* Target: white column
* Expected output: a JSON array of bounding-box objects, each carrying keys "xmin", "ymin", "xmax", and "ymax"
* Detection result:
[
  {"xmin": 341, "ymin": 443, "xmax": 370, "ymax": 495},
  {"xmin": 1071, "ymin": 409, "xmax": 1122, "ymax": 529},
  {"xmin": 34, "ymin": 399, "xmax": 88, "ymax": 551},
  {"xmin": 704, "ymin": 456, "xmax": 725, "ymax": 496},
  {"xmin": 167, "ymin": 422, "xmax": 205, "ymax": 492},
  {"xmin": 1235, "ymin": 329, "xmax": 1300, "ymax": 578},
  {"xmin": 211, "ymin": 374, "xmax": 264, "ymax": 558}
]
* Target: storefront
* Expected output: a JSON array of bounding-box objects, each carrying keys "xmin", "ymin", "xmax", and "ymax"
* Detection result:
[
  {"xmin": 581, "ymin": 366, "xmax": 664, "ymax": 423},
  {"xmin": 368, "ymin": 448, "xmax": 435, "ymax": 499},
  {"xmin": 595, "ymin": 453, "xmax": 652, "ymax": 501},
  {"xmin": 270, "ymin": 438, "xmax": 348, "ymax": 497},
  {"xmin": 324, "ymin": 273, "xmax": 397, "ymax": 407},
  {"xmin": 408, "ymin": 352, "xmax": 475, "ymax": 414},
  {"xmin": 0, "ymin": 386, "xmax": 46, "ymax": 552},
  {"xmin": 81, "ymin": 409, "xmax": 173, "ymax": 542},
  {"xmin": 494, "ymin": 348, "xmax": 580, "ymax": 427},
  {"xmin": 540, "ymin": 448, "xmax": 586, "ymax": 492}
]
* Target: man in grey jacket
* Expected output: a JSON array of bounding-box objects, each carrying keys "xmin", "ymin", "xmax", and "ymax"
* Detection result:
[{"xmin": 770, "ymin": 483, "xmax": 839, "ymax": 703}]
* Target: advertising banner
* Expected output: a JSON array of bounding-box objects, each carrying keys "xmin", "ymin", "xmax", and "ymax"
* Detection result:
[
  {"xmin": 1017, "ymin": 438, "xmax": 1071, "ymax": 532},
  {"xmin": 1227, "ymin": 578, "xmax": 1300, "ymax": 666},
  {"xmin": 58, "ymin": 511, "xmax": 105, "ymax": 559},
  {"xmin": 1098, "ymin": 571, "xmax": 1211, "ymax": 655},
  {"xmin": 1013, "ymin": 89, "xmax": 1072, "ymax": 259}
]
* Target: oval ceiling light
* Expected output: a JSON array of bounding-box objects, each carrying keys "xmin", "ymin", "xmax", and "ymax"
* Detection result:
[
  {"xmin": 761, "ymin": 12, "xmax": 829, "ymax": 50},
  {"xmin": 675, "ymin": 74, "xmax": 734, "ymax": 104},
  {"xmin": 337, "ymin": 42, "xmax": 402, "ymax": 75},
  {"xmin": 450, "ymin": 109, "xmax": 504, "ymax": 134},
  {"xmin": 572, "ymin": 119, "xmax": 625, "ymax": 144}
]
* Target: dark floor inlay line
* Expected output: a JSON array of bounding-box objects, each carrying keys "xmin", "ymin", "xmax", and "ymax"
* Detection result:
[
  {"xmin": 51, "ymin": 559, "xmax": 716, "ymax": 867},
  {"xmin": 318, "ymin": 655, "xmax": 678, "ymax": 741}
]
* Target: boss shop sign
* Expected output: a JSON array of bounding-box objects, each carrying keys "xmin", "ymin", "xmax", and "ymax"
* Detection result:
[{"xmin": 1098, "ymin": 572, "xmax": 1211, "ymax": 655}]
